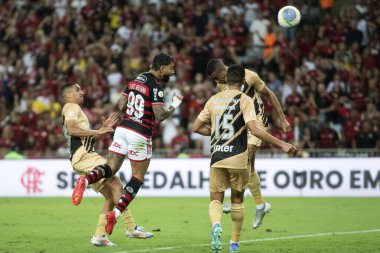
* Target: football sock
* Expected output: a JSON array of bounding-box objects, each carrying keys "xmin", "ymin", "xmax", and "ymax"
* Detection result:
[
  {"xmin": 120, "ymin": 209, "xmax": 136, "ymax": 231},
  {"xmin": 248, "ymin": 169, "xmax": 265, "ymax": 205},
  {"xmin": 231, "ymin": 203, "xmax": 244, "ymax": 242},
  {"xmin": 95, "ymin": 213, "xmax": 107, "ymax": 237},
  {"xmin": 209, "ymin": 200, "xmax": 223, "ymax": 225},
  {"xmin": 115, "ymin": 176, "xmax": 143, "ymax": 214},
  {"xmin": 85, "ymin": 165, "xmax": 112, "ymax": 185}
]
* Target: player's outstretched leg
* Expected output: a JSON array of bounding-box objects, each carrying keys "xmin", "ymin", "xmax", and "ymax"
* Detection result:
[
  {"xmin": 252, "ymin": 202, "xmax": 272, "ymax": 229},
  {"xmin": 72, "ymin": 176, "xmax": 86, "ymax": 206},
  {"xmin": 211, "ymin": 223, "xmax": 222, "ymax": 253}
]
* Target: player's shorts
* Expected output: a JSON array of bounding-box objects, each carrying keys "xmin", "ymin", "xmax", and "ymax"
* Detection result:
[
  {"xmin": 209, "ymin": 166, "xmax": 250, "ymax": 193},
  {"xmin": 108, "ymin": 127, "xmax": 152, "ymax": 161},
  {"xmin": 71, "ymin": 146, "xmax": 109, "ymax": 193},
  {"xmin": 248, "ymin": 118, "xmax": 267, "ymax": 147}
]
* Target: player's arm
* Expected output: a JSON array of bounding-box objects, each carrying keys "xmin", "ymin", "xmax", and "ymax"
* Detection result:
[
  {"xmin": 117, "ymin": 94, "xmax": 128, "ymax": 118},
  {"xmin": 192, "ymin": 101, "xmax": 211, "ymax": 136},
  {"xmin": 242, "ymin": 95, "xmax": 296, "ymax": 153},
  {"xmin": 152, "ymin": 93, "xmax": 183, "ymax": 122},
  {"xmin": 259, "ymin": 86, "xmax": 290, "ymax": 132},
  {"xmin": 245, "ymin": 69, "xmax": 290, "ymax": 132},
  {"xmin": 193, "ymin": 119, "xmax": 211, "ymax": 136},
  {"xmin": 246, "ymin": 120, "xmax": 296, "ymax": 153},
  {"xmin": 65, "ymin": 119, "xmax": 114, "ymax": 139}
]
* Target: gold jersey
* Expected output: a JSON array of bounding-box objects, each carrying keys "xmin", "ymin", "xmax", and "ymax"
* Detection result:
[
  {"xmin": 61, "ymin": 103, "xmax": 95, "ymax": 157},
  {"xmin": 216, "ymin": 69, "xmax": 268, "ymax": 127},
  {"xmin": 197, "ymin": 89, "xmax": 257, "ymax": 169}
]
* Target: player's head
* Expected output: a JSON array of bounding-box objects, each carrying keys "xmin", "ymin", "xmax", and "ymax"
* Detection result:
[
  {"xmin": 151, "ymin": 52, "xmax": 175, "ymax": 82},
  {"xmin": 61, "ymin": 82, "xmax": 84, "ymax": 105},
  {"xmin": 206, "ymin": 59, "xmax": 227, "ymax": 83},
  {"xmin": 227, "ymin": 64, "xmax": 245, "ymax": 87}
]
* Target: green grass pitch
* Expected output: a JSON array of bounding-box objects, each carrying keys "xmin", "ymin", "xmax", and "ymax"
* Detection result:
[{"xmin": 1, "ymin": 197, "xmax": 380, "ymax": 253}]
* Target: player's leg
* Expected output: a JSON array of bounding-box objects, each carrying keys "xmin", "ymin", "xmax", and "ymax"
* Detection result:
[
  {"xmin": 228, "ymin": 168, "xmax": 249, "ymax": 252},
  {"xmin": 248, "ymin": 144, "xmax": 272, "ymax": 229},
  {"xmin": 72, "ymin": 152, "xmax": 113, "ymax": 206},
  {"xmin": 90, "ymin": 177, "xmax": 121, "ymax": 247},
  {"xmin": 209, "ymin": 167, "xmax": 229, "ymax": 253},
  {"xmin": 106, "ymin": 131, "xmax": 151, "ymax": 235}
]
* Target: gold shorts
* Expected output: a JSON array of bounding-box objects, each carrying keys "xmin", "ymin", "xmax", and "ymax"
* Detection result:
[
  {"xmin": 209, "ymin": 166, "xmax": 250, "ymax": 192},
  {"xmin": 247, "ymin": 119, "xmax": 267, "ymax": 147},
  {"xmin": 71, "ymin": 148, "xmax": 109, "ymax": 193}
]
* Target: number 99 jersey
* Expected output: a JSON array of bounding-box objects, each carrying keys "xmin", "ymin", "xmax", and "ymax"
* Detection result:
[
  {"xmin": 197, "ymin": 90, "xmax": 257, "ymax": 169},
  {"xmin": 119, "ymin": 72, "xmax": 164, "ymax": 137}
]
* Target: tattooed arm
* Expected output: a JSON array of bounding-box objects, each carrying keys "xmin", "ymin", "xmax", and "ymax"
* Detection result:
[{"xmin": 152, "ymin": 93, "xmax": 183, "ymax": 122}]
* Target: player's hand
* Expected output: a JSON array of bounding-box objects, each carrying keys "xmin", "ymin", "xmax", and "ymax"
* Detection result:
[
  {"xmin": 281, "ymin": 118, "xmax": 291, "ymax": 132},
  {"xmin": 94, "ymin": 127, "xmax": 115, "ymax": 139},
  {"xmin": 171, "ymin": 93, "xmax": 183, "ymax": 108},
  {"xmin": 102, "ymin": 112, "xmax": 120, "ymax": 128},
  {"xmin": 281, "ymin": 142, "xmax": 298, "ymax": 154}
]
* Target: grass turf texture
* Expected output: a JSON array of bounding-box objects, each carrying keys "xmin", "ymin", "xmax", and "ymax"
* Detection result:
[{"xmin": 0, "ymin": 197, "xmax": 379, "ymax": 253}]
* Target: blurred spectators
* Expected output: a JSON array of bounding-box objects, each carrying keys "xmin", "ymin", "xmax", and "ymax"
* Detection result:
[{"xmin": 0, "ymin": 0, "xmax": 379, "ymax": 158}]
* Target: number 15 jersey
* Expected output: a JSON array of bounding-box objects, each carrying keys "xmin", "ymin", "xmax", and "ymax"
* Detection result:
[
  {"xmin": 197, "ymin": 89, "xmax": 257, "ymax": 169},
  {"xmin": 119, "ymin": 72, "xmax": 164, "ymax": 137}
]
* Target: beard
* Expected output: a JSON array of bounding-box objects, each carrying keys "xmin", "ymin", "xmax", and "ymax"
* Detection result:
[{"xmin": 162, "ymin": 74, "xmax": 173, "ymax": 83}]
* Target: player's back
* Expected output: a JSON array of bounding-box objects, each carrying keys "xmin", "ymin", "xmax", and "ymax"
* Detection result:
[
  {"xmin": 119, "ymin": 72, "xmax": 164, "ymax": 138},
  {"xmin": 206, "ymin": 90, "xmax": 254, "ymax": 169}
]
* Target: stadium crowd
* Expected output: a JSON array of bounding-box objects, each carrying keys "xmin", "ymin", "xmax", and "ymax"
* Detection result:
[{"xmin": 0, "ymin": 0, "xmax": 379, "ymax": 158}]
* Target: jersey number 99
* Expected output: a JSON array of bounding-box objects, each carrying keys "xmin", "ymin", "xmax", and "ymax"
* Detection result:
[{"xmin": 126, "ymin": 92, "xmax": 144, "ymax": 119}]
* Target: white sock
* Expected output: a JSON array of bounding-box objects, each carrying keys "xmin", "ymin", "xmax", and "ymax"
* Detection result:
[
  {"xmin": 115, "ymin": 208, "xmax": 122, "ymax": 219},
  {"xmin": 256, "ymin": 203, "xmax": 264, "ymax": 210}
]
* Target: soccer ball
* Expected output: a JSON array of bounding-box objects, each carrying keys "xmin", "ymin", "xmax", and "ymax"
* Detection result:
[{"xmin": 277, "ymin": 6, "xmax": 301, "ymax": 28}]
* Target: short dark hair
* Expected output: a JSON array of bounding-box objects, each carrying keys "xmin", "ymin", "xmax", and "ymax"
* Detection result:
[
  {"xmin": 61, "ymin": 82, "xmax": 77, "ymax": 98},
  {"xmin": 227, "ymin": 64, "xmax": 245, "ymax": 85},
  {"xmin": 206, "ymin": 59, "xmax": 224, "ymax": 77},
  {"xmin": 151, "ymin": 53, "xmax": 174, "ymax": 70}
]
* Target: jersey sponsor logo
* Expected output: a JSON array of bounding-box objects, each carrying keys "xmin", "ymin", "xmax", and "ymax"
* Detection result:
[
  {"xmin": 112, "ymin": 142, "xmax": 122, "ymax": 149},
  {"xmin": 213, "ymin": 145, "xmax": 234, "ymax": 152},
  {"xmin": 128, "ymin": 150, "xmax": 139, "ymax": 156},
  {"xmin": 135, "ymin": 75, "xmax": 147, "ymax": 83}
]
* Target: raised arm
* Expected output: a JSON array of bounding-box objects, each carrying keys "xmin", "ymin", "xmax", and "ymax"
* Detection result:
[{"xmin": 152, "ymin": 93, "xmax": 183, "ymax": 122}]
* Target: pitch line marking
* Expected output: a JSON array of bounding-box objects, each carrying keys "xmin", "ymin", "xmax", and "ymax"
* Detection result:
[{"xmin": 114, "ymin": 228, "xmax": 380, "ymax": 253}]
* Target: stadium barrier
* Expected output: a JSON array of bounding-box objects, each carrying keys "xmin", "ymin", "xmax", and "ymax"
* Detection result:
[{"xmin": 0, "ymin": 158, "xmax": 379, "ymax": 197}]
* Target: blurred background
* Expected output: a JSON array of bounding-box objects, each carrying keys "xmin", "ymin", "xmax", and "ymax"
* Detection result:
[{"xmin": 0, "ymin": 0, "xmax": 378, "ymax": 159}]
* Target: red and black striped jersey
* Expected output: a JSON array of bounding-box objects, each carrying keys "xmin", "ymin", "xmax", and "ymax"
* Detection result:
[{"xmin": 118, "ymin": 72, "xmax": 164, "ymax": 137}]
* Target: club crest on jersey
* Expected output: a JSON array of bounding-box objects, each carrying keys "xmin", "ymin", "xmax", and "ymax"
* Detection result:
[
  {"xmin": 158, "ymin": 91, "xmax": 164, "ymax": 97},
  {"xmin": 136, "ymin": 75, "xmax": 147, "ymax": 83}
]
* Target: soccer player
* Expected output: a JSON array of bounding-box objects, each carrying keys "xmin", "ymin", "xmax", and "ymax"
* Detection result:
[
  {"xmin": 104, "ymin": 53, "xmax": 183, "ymax": 235},
  {"xmin": 193, "ymin": 64, "xmax": 297, "ymax": 253},
  {"xmin": 61, "ymin": 83, "xmax": 152, "ymax": 247},
  {"xmin": 206, "ymin": 58, "xmax": 291, "ymax": 229}
]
